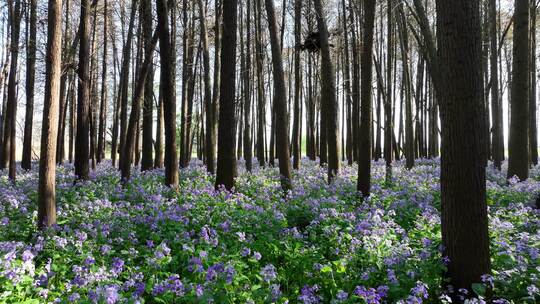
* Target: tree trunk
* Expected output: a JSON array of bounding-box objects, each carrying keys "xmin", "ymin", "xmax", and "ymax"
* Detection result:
[
  {"xmin": 22, "ymin": 0, "xmax": 37, "ymax": 170},
  {"xmin": 117, "ymin": 1, "xmax": 138, "ymax": 166},
  {"xmin": 141, "ymin": 0, "xmax": 154, "ymax": 171},
  {"xmin": 243, "ymin": 0, "xmax": 253, "ymax": 172},
  {"xmin": 314, "ymin": 0, "xmax": 340, "ymax": 182},
  {"xmin": 197, "ymin": 0, "xmax": 215, "ymax": 174},
  {"xmin": 38, "ymin": 0, "xmax": 63, "ymax": 228},
  {"xmin": 97, "ymin": 0, "xmax": 108, "ymax": 164},
  {"xmin": 435, "ymin": 0, "xmax": 491, "ymax": 295},
  {"xmin": 75, "ymin": 0, "xmax": 92, "ymax": 180},
  {"xmin": 508, "ymin": 0, "xmax": 530, "ymax": 181},
  {"xmin": 292, "ymin": 0, "xmax": 302, "ymax": 170},
  {"xmin": 255, "ymin": 0, "xmax": 266, "ymax": 167},
  {"xmin": 357, "ymin": 0, "xmax": 376, "ymax": 197},
  {"xmin": 530, "ymin": 3, "xmax": 538, "ymax": 166},
  {"xmin": 384, "ymin": 0, "xmax": 394, "ymax": 184},
  {"xmin": 1, "ymin": 0, "xmax": 21, "ymax": 181},
  {"xmin": 157, "ymin": 0, "xmax": 179, "ymax": 187},
  {"xmin": 264, "ymin": 0, "xmax": 293, "ymax": 191},
  {"xmin": 216, "ymin": 0, "xmax": 238, "ymax": 190},
  {"xmin": 120, "ymin": 32, "xmax": 158, "ymax": 181}
]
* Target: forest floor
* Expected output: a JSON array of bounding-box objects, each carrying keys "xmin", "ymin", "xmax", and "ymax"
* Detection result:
[{"xmin": 0, "ymin": 159, "xmax": 538, "ymax": 303}]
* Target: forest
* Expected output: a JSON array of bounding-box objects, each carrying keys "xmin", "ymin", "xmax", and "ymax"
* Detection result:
[{"xmin": 0, "ymin": 0, "xmax": 538, "ymax": 303}]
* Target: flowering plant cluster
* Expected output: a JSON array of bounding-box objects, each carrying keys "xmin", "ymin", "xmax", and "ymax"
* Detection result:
[{"xmin": 0, "ymin": 159, "xmax": 538, "ymax": 303}]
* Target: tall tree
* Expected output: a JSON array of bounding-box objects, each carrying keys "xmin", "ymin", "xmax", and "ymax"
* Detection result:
[
  {"xmin": 120, "ymin": 32, "xmax": 158, "ymax": 181},
  {"xmin": 314, "ymin": 0, "xmax": 341, "ymax": 182},
  {"xmin": 384, "ymin": 0, "xmax": 394, "ymax": 183},
  {"xmin": 292, "ymin": 0, "xmax": 302, "ymax": 170},
  {"xmin": 22, "ymin": 0, "xmax": 37, "ymax": 170},
  {"xmin": 435, "ymin": 0, "xmax": 491, "ymax": 294},
  {"xmin": 141, "ymin": 0, "xmax": 154, "ymax": 171},
  {"xmin": 489, "ymin": 0, "xmax": 503, "ymax": 170},
  {"xmin": 197, "ymin": 0, "xmax": 215, "ymax": 174},
  {"xmin": 157, "ymin": 0, "xmax": 179, "ymax": 187},
  {"xmin": 255, "ymin": 0, "xmax": 266, "ymax": 167},
  {"xmin": 508, "ymin": 0, "xmax": 530, "ymax": 181},
  {"xmin": 38, "ymin": 0, "xmax": 63, "ymax": 228},
  {"xmin": 530, "ymin": 3, "xmax": 538, "ymax": 166},
  {"xmin": 264, "ymin": 0, "xmax": 293, "ymax": 191},
  {"xmin": 75, "ymin": 0, "xmax": 92, "ymax": 180},
  {"xmin": 97, "ymin": 0, "xmax": 108, "ymax": 164},
  {"xmin": 215, "ymin": 0, "xmax": 238, "ymax": 190},
  {"xmin": 243, "ymin": 0, "xmax": 253, "ymax": 172},
  {"xmin": 357, "ymin": 0, "xmax": 376, "ymax": 197},
  {"xmin": 1, "ymin": 0, "xmax": 22, "ymax": 181}
]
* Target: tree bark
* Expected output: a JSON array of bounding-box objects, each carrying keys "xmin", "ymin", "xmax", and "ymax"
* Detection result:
[
  {"xmin": 357, "ymin": 0, "xmax": 376, "ymax": 197},
  {"xmin": 157, "ymin": 0, "xmax": 179, "ymax": 187},
  {"xmin": 74, "ymin": 0, "xmax": 92, "ymax": 180},
  {"xmin": 530, "ymin": 3, "xmax": 538, "ymax": 166},
  {"xmin": 265, "ymin": 0, "xmax": 293, "ymax": 191},
  {"xmin": 141, "ymin": 0, "xmax": 154, "ymax": 171},
  {"xmin": 508, "ymin": 0, "xmax": 530, "ymax": 181},
  {"xmin": 38, "ymin": 0, "xmax": 63, "ymax": 228},
  {"xmin": 435, "ymin": 0, "xmax": 491, "ymax": 294},
  {"xmin": 215, "ymin": 0, "xmax": 238, "ymax": 190},
  {"xmin": 1, "ymin": 0, "xmax": 21, "ymax": 181},
  {"xmin": 22, "ymin": 0, "xmax": 37, "ymax": 170}
]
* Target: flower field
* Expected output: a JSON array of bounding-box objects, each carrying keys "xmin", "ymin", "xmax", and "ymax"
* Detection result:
[{"xmin": 0, "ymin": 159, "xmax": 538, "ymax": 303}]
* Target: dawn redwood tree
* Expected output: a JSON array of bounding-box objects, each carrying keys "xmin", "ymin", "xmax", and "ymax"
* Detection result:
[
  {"xmin": 292, "ymin": 0, "xmax": 302, "ymax": 170},
  {"xmin": 243, "ymin": 0, "xmax": 253, "ymax": 173},
  {"xmin": 215, "ymin": 0, "xmax": 238, "ymax": 191},
  {"xmin": 264, "ymin": 0, "xmax": 293, "ymax": 191},
  {"xmin": 120, "ymin": 32, "xmax": 158, "ymax": 181},
  {"xmin": 489, "ymin": 0, "xmax": 503, "ymax": 170},
  {"xmin": 97, "ymin": 0, "xmax": 108, "ymax": 164},
  {"xmin": 435, "ymin": 0, "xmax": 491, "ymax": 294},
  {"xmin": 38, "ymin": 0, "xmax": 63, "ymax": 228},
  {"xmin": 141, "ymin": 0, "xmax": 154, "ymax": 171},
  {"xmin": 314, "ymin": 0, "xmax": 341, "ymax": 182},
  {"xmin": 197, "ymin": 0, "xmax": 215, "ymax": 174},
  {"xmin": 508, "ymin": 0, "xmax": 530, "ymax": 181},
  {"xmin": 384, "ymin": 0, "xmax": 394, "ymax": 183},
  {"xmin": 1, "ymin": 0, "xmax": 22, "ymax": 181},
  {"xmin": 22, "ymin": 0, "xmax": 37, "ymax": 171},
  {"xmin": 357, "ymin": 0, "xmax": 376, "ymax": 197},
  {"xmin": 157, "ymin": 0, "xmax": 179, "ymax": 187},
  {"xmin": 75, "ymin": 0, "xmax": 91, "ymax": 180},
  {"xmin": 530, "ymin": 3, "xmax": 538, "ymax": 166}
]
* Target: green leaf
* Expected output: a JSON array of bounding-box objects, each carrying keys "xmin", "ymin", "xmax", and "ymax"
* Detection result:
[{"xmin": 471, "ymin": 283, "xmax": 486, "ymax": 297}]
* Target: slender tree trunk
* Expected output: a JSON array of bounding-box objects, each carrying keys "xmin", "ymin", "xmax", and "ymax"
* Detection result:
[
  {"xmin": 197, "ymin": 0, "xmax": 215, "ymax": 174},
  {"xmin": 384, "ymin": 0, "xmax": 394, "ymax": 183},
  {"xmin": 141, "ymin": 0, "xmax": 154, "ymax": 171},
  {"xmin": 265, "ymin": 0, "xmax": 293, "ymax": 191},
  {"xmin": 118, "ymin": 1, "xmax": 138, "ymax": 165},
  {"xmin": 314, "ymin": 0, "xmax": 340, "ymax": 182},
  {"xmin": 97, "ymin": 0, "xmax": 108, "ymax": 164},
  {"xmin": 530, "ymin": 3, "xmax": 538, "ymax": 166},
  {"xmin": 508, "ymin": 0, "xmax": 530, "ymax": 181},
  {"xmin": 22, "ymin": 0, "xmax": 37, "ymax": 170},
  {"xmin": 38, "ymin": 0, "xmax": 63, "ymax": 228},
  {"xmin": 215, "ymin": 0, "xmax": 238, "ymax": 190},
  {"xmin": 435, "ymin": 0, "xmax": 491, "ymax": 295},
  {"xmin": 1, "ymin": 0, "xmax": 21, "ymax": 181},
  {"xmin": 243, "ymin": 0, "xmax": 253, "ymax": 172},
  {"xmin": 292, "ymin": 0, "xmax": 303, "ymax": 170},
  {"xmin": 489, "ymin": 0, "xmax": 502, "ymax": 169},
  {"xmin": 120, "ymin": 32, "xmax": 158, "ymax": 181},
  {"xmin": 255, "ymin": 0, "xmax": 266, "ymax": 167},
  {"xmin": 157, "ymin": 0, "xmax": 179, "ymax": 187},
  {"xmin": 155, "ymin": 87, "xmax": 164, "ymax": 168},
  {"xmin": 357, "ymin": 0, "xmax": 376, "ymax": 197},
  {"xmin": 75, "ymin": 0, "xmax": 91, "ymax": 180}
]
